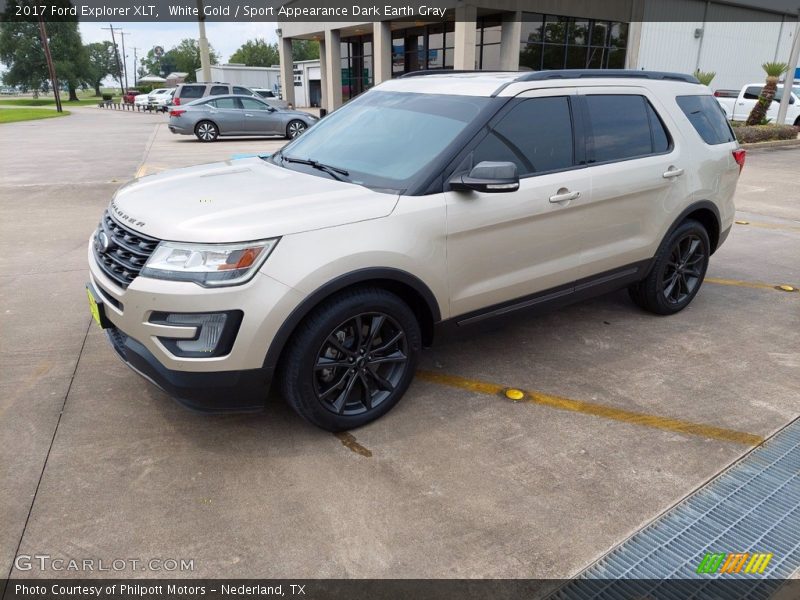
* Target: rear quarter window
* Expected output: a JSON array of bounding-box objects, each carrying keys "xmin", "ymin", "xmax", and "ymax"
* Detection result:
[
  {"xmin": 676, "ymin": 95, "xmax": 736, "ymax": 145},
  {"xmin": 179, "ymin": 85, "xmax": 205, "ymax": 99}
]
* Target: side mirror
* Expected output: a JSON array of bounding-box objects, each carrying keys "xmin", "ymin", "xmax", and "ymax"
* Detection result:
[{"xmin": 449, "ymin": 161, "xmax": 520, "ymax": 193}]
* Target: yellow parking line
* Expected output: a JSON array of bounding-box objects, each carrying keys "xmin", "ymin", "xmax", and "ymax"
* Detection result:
[
  {"xmin": 705, "ymin": 277, "xmax": 798, "ymax": 293},
  {"xmin": 736, "ymin": 220, "xmax": 800, "ymax": 233},
  {"xmin": 416, "ymin": 370, "xmax": 764, "ymax": 446}
]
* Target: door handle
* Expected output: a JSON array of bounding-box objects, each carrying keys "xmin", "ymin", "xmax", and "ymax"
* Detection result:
[
  {"xmin": 245, "ymin": 113, "xmax": 254, "ymax": 117},
  {"xmin": 662, "ymin": 167, "xmax": 685, "ymax": 179},
  {"xmin": 549, "ymin": 189, "xmax": 581, "ymax": 203}
]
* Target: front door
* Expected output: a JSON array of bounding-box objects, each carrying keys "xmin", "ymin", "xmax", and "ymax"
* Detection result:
[
  {"xmin": 240, "ymin": 97, "xmax": 280, "ymax": 136},
  {"xmin": 445, "ymin": 91, "xmax": 589, "ymax": 318}
]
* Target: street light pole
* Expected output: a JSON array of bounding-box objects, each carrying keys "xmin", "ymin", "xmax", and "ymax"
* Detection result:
[
  {"xmin": 36, "ymin": 13, "xmax": 62, "ymax": 112},
  {"xmin": 776, "ymin": 8, "xmax": 800, "ymax": 126}
]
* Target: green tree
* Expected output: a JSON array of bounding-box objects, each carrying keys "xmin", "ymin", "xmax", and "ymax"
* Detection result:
[
  {"xmin": 0, "ymin": 1, "xmax": 86, "ymax": 101},
  {"xmin": 746, "ymin": 62, "xmax": 789, "ymax": 125},
  {"xmin": 693, "ymin": 69, "xmax": 716, "ymax": 86},
  {"xmin": 230, "ymin": 38, "xmax": 279, "ymax": 66},
  {"xmin": 84, "ymin": 41, "xmax": 119, "ymax": 96},
  {"xmin": 140, "ymin": 39, "xmax": 218, "ymax": 83},
  {"xmin": 48, "ymin": 20, "xmax": 87, "ymax": 101},
  {"xmin": 292, "ymin": 39, "xmax": 320, "ymax": 61},
  {"xmin": 0, "ymin": 21, "xmax": 47, "ymax": 95}
]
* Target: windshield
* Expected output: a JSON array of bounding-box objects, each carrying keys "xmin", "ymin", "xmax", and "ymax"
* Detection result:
[{"xmin": 273, "ymin": 90, "xmax": 490, "ymax": 192}]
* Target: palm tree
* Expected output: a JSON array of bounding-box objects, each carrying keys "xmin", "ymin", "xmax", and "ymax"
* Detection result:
[
  {"xmin": 693, "ymin": 70, "xmax": 715, "ymax": 86},
  {"xmin": 746, "ymin": 62, "xmax": 789, "ymax": 126}
]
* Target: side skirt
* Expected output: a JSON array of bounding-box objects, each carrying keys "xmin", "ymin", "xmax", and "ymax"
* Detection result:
[{"xmin": 435, "ymin": 260, "xmax": 651, "ymax": 337}]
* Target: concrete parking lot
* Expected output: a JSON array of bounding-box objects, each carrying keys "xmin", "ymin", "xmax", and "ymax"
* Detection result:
[{"xmin": 1, "ymin": 106, "xmax": 798, "ymax": 580}]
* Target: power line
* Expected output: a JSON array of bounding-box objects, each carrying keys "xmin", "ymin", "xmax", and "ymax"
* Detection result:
[{"xmin": 101, "ymin": 25, "xmax": 126, "ymax": 93}]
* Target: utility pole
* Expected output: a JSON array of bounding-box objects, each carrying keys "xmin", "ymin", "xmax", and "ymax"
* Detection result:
[
  {"xmin": 197, "ymin": 0, "xmax": 212, "ymax": 82},
  {"xmin": 102, "ymin": 25, "xmax": 126, "ymax": 93},
  {"xmin": 36, "ymin": 13, "xmax": 62, "ymax": 112},
  {"xmin": 776, "ymin": 8, "xmax": 800, "ymax": 126},
  {"xmin": 132, "ymin": 47, "xmax": 139, "ymax": 86},
  {"xmin": 119, "ymin": 30, "xmax": 130, "ymax": 90}
]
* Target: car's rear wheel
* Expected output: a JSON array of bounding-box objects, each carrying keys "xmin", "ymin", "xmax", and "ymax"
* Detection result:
[
  {"xmin": 286, "ymin": 120, "xmax": 306, "ymax": 139},
  {"xmin": 195, "ymin": 120, "xmax": 218, "ymax": 142},
  {"xmin": 629, "ymin": 219, "xmax": 710, "ymax": 315},
  {"xmin": 280, "ymin": 288, "xmax": 421, "ymax": 431}
]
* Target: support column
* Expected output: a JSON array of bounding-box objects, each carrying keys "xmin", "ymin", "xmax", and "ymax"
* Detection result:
[
  {"xmin": 323, "ymin": 28, "xmax": 343, "ymax": 111},
  {"xmin": 499, "ymin": 12, "xmax": 521, "ymax": 71},
  {"xmin": 319, "ymin": 38, "xmax": 328, "ymax": 110},
  {"xmin": 278, "ymin": 35, "xmax": 295, "ymax": 106},
  {"xmin": 373, "ymin": 20, "xmax": 392, "ymax": 84},
  {"xmin": 453, "ymin": 4, "xmax": 478, "ymax": 70}
]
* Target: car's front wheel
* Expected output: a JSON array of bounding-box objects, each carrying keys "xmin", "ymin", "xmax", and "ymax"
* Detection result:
[
  {"xmin": 629, "ymin": 219, "xmax": 710, "ymax": 315},
  {"xmin": 280, "ymin": 288, "xmax": 421, "ymax": 431},
  {"xmin": 194, "ymin": 120, "xmax": 218, "ymax": 142},
  {"xmin": 286, "ymin": 119, "xmax": 307, "ymax": 139}
]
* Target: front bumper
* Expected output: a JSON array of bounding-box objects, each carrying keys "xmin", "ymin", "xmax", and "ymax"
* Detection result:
[
  {"xmin": 88, "ymin": 238, "xmax": 305, "ymax": 410},
  {"xmin": 105, "ymin": 325, "xmax": 268, "ymax": 411}
]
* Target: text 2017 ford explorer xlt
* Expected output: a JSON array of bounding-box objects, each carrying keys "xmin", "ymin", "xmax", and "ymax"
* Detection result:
[{"xmin": 87, "ymin": 70, "xmax": 744, "ymax": 431}]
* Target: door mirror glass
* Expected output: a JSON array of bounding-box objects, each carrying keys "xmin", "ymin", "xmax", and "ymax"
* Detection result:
[{"xmin": 449, "ymin": 161, "xmax": 520, "ymax": 193}]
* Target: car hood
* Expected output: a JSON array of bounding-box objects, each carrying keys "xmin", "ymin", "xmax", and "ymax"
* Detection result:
[{"xmin": 110, "ymin": 157, "xmax": 398, "ymax": 243}]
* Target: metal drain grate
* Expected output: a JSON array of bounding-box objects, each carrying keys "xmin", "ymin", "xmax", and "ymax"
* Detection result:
[{"xmin": 554, "ymin": 418, "xmax": 800, "ymax": 600}]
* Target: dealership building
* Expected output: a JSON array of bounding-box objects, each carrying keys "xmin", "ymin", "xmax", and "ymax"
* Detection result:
[{"xmin": 277, "ymin": 0, "xmax": 798, "ymax": 110}]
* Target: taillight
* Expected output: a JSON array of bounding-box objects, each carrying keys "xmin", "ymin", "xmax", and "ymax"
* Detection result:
[
  {"xmin": 174, "ymin": 97, "xmax": 181, "ymax": 105},
  {"xmin": 732, "ymin": 149, "xmax": 746, "ymax": 173},
  {"xmin": 169, "ymin": 109, "xmax": 186, "ymax": 117}
]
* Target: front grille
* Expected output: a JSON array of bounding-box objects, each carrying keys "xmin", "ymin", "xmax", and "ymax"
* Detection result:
[{"xmin": 93, "ymin": 211, "xmax": 159, "ymax": 289}]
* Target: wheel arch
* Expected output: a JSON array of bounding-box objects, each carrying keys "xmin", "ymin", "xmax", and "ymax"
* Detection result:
[
  {"xmin": 667, "ymin": 201, "xmax": 722, "ymax": 254},
  {"xmin": 263, "ymin": 268, "xmax": 441, "ymax": 373}
]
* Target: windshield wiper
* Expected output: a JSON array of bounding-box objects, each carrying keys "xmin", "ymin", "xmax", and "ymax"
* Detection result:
[{"xmin": 282, "ymin": 156, "xmax": 350, "ymax": 182}]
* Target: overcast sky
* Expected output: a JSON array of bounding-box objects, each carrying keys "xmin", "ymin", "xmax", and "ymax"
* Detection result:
[{"xmin": 79, "ymin": 21, "xmax": 279, "ymax": 82}]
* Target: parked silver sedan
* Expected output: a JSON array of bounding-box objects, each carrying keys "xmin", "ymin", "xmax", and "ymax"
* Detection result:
[{"xmin": 168, "ymin": 95, "xmax": 318, "ymax": 142}]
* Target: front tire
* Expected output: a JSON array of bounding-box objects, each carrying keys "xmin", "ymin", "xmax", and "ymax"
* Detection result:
[
  {"xmin": 629, "ymin": 219, "xmax": 710, "ymax": 315},
  {"xmin": 280, "ymin": 288, "xmax": 421, "ymax": 431},
  {"xmin": 194, "ymin": 120, "xmax": 218, "ymax": 142}
]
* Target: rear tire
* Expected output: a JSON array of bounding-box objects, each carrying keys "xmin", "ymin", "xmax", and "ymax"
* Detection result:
[
  {"xmin": 286, "ymin": 119, "xmax": 306, "ymax": 139},
  {"xmin": 194, "ymin": 120, "xmax": 218, "ymax": 142},
  {"xmin": 280, "ymin": 287, "xmax": 421, "ymax": 431},
  {"xmin": 629, "ymin": 219, "xmax": 710, "ymax": 315}
]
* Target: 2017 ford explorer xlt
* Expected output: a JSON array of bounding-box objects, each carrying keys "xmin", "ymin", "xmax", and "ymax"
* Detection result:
[{"xmin": 87, "ymin": 70, "xmax": 744, "ymax": 431}]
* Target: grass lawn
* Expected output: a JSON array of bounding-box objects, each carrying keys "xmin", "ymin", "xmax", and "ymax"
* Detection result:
[
  {"xmin": 0, "ymin": 108, "xmax": 71, "ymax": 123},
  {"xmin": 0, "ymin": 97, "xmax": 111, "ymax": 107}
]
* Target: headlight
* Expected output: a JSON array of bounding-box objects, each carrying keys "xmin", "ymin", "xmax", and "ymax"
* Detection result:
[{"xmin": 141, "ymin": 238, "xmax": 278, "ymax": 287}]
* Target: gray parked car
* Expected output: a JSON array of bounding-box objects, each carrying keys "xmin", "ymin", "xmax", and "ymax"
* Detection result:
[{"xmin": 168, "ymin": 95, "xmax": 318, "ymax": 142}]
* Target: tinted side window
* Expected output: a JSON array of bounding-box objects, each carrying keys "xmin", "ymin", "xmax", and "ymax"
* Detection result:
[
  {"xmin": 212, "ymin": 97, "xmax": 239, "ymax": 109},
  {"xmin": 646, "ymin": 101, "xmax": 671, "ymax": 153},
  {"xmin": 743, "ymin": 86, "xmax": 762, "ymax": 100},
  {"xmin": 233, "ymin": 86, "xmax": 252, "ymax": 96},
  {"xmin": 473, "ymin": 96, "xmax": 574, "ymax": 175},
  {"xmin": 240, "ymin": 97, "xmax": 268, "ymax": 111},
  {"xmin": 584, "ymin": 95, "xmax": 654, "ymax": 162},
  {"xmin": 676, "ymin": 95, "xmax": 736, "ymax": 145},
  {"xmin": 180, "ymin": 85, "xmax": 205, "ymax": 99},
  {"xmin": 210, "ymin": 85, "xmax": 228, "ymax": 96}
]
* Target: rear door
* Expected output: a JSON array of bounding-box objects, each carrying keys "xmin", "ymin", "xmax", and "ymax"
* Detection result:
[
  {"xmin": 445, "ymin": 89, "xmax": 590, "ymax": 317},
  {"xmin": 206, "ymin": 97, "xmax": 243, "ymax": 134},
  {"xmin": 574, "ymin": 87, "xmax": 688, "ymax": 277}
]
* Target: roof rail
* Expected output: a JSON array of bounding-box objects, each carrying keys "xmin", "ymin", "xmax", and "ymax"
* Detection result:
[
  {"xmin": 399, "ymin": 69, "xmax": 515, "ymax": 78},
  {"xmin": 515, "ymin": 70, "xmax": 700, "ymax": 84}
]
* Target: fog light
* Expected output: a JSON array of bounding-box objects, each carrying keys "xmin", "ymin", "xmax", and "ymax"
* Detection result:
[
  {"xmin": 166, "ymin": 313, "xmax": 227, "ymax": 353},
  {"xmin": 150, "ymin": 310, "xmax": 243, "ymax": 358}
]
